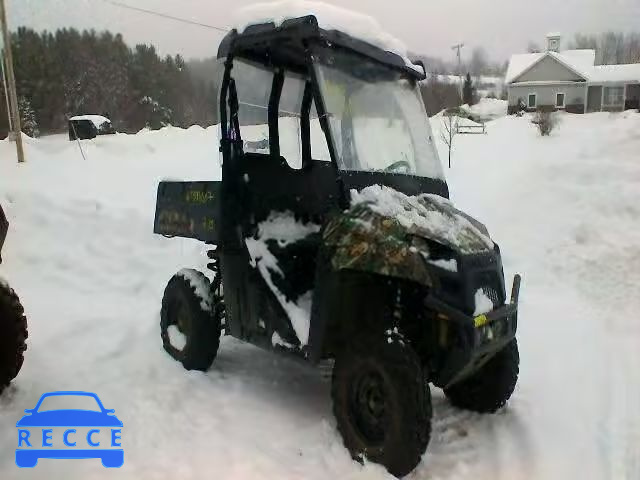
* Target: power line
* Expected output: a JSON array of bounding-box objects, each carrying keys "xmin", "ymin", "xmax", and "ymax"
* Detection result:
[{"xmin": 99, "ymin": 0, "xmax": 231, "ymax": 33}]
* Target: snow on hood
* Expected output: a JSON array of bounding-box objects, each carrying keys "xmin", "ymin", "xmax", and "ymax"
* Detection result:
[
  {"xmin": 351, "ymin": 185, "xmax": 493, "ymax": 254},
  {"xmin": 233, "ymin": 0, "xmax": 422, "ymax": 73}
]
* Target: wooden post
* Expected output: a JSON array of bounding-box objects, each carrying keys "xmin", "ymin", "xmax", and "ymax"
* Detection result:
[
  {"xmin": 1, "ymin": 48, "xmax": 12, "ymax": 130},
  {"xmin": 0, "ymin": 0, "xmax": 25, "ymax": 163}
]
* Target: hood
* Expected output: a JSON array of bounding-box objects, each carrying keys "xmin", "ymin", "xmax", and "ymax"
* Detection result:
[{"xmin": 350, "ymin": 185, "xmax": 493, "ymax": 254}]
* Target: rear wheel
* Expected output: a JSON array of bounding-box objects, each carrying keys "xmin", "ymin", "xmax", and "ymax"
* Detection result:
[
  {"xmin": 0, "ymin": 280, "xmax": 28, "ymax": 394},
  {"xmin": 444, "ymin": 339, "xmax": 519, "ymax": 413},
  {"xmin": 332, "ymin": 336, "xmax": 432, "ymax": 477},
  {"xmin": 160, "ymin": 270, "xmax": 221, "ymax": 371}
]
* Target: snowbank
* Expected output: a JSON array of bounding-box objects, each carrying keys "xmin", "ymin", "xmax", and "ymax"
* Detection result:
[{"xmin": 461, "ymin": 98, "xmax": 508, "ymax": 122}]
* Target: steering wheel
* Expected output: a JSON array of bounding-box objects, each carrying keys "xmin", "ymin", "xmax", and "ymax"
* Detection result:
[{"xmin": 383, "ymin": 160, "xmax": 411, "ymax": 173}]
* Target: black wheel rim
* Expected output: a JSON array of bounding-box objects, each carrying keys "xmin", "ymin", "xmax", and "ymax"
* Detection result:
[{"xmin": 349, "ymin": 370, "xmax": 388, "ymax": 444}]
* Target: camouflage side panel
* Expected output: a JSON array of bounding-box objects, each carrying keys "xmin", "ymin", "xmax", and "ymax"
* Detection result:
[{"xmin": 323, "ymin": 204, "xmax": 433, "ymax": 287}]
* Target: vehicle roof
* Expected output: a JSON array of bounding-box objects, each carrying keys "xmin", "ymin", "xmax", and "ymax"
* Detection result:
[
  {"xmin": 217, "ymin": 15, "xmax": 425, "ymax": 80},
  {"xmin": 68, "ymin": 115, "xmax": 111, "ymax": 128}
]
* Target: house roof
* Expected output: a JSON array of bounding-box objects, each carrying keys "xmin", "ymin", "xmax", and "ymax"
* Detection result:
[
  {"xmin": 506, "ymin": 49, "xmax": 595, "ymax": 84},
  {"xmin": 589, "ymin": 64, "xmax": 640, "ymax": 83},
  {"xmin": 507, "ymin": 48, "xmax": 640, "ymax": 85}
]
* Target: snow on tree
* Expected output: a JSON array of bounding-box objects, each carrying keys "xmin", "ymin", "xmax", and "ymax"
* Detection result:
[
  {"xmin": 139, "ymin": 96, "xmax": 173, "ymax": 130},
  {"xmin": 18, "ymin": 96, "xmax": 40, "ymax": 138}
]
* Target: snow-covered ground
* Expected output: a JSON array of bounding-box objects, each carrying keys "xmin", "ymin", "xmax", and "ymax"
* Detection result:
[{"xmin": 1, "ymin": 111, "xmax": 639, "ymax": 479}]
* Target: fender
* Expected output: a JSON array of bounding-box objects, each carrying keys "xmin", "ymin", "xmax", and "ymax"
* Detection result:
[{"xmin": 322, "ymin": 203, "xmax": 433, "ymax": 287}]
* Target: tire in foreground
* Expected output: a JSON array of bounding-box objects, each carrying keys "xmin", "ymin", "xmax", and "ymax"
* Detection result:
[
  {"xmin": 0, "ymin": 281, "xmax": 28, "ymax": 394},
  {"xmin": 332, "ymin": 337, "xmax": 432, "ymax": 477}
]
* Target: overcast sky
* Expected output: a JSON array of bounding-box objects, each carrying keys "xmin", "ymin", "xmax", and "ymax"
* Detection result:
[{"xmin": 7, "ymin": 0, "xmax": 640, "ymax": 62}]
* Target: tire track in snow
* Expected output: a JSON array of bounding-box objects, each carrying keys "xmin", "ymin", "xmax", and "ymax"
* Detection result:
[
  {"xmin": 411, "ymin": 391, "xmax": 535, "ymax": 480},
  {"xmin": 600, "ymin": 333, "xmax": 640, "ymax": 479}
]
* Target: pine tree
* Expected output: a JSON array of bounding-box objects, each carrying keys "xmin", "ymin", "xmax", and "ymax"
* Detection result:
[
  {"xmin": 462, "ymin": 73, "xmax": 475, "ymax": 106},
  {"xmin": 7, "ymin": 26, "xmax": 216, "ymax": 135},
  {"xmin": 18, "ymin": 96, "xmax": 40, "ymax": 138}
]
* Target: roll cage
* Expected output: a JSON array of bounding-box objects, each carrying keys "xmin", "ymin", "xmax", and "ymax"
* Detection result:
[{"xmin": 216, "ymin": 15, "xmax": 449, "ymax": 201}]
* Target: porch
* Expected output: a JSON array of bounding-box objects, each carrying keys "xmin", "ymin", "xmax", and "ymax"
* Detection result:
[{"xmin": 586, "ymin": 83, "xmax": 640, "ymax": 113}]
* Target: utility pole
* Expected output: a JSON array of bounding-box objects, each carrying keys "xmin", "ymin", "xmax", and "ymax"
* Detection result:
[
  {"xmin": 0, "ymin": 0, "xmax": 25, "ymax": 163},
  {"xmin": 1, "ymin": 48, "xmax": 12, "ymax": 131},
  {"xmin": 451, "ymin": 43, "xmax": 465, "ymax": 100}
]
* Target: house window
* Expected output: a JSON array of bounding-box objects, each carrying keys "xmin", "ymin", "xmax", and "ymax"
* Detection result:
[
  {"xmin": 556, "ymin": 93, "xmax": 565, "ymax": 108},
  {"xmin": 603, "ymin": 86, "xmax": 624, "ymax": 106},
  {"xmin": 528, "ymin": 93, "xmax": 537, "ymax": 109}
]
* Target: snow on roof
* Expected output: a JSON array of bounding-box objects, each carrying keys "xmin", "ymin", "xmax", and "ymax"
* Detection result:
[
  {"xmin": 505, "ymin": 52, "xmax": 543, "ymax": 83},
  {"xmin": 507, "ymin": 48, "xmax": 640, "ymax": 84},
  {"xmin": 556, "ymin": 49, "xmax": 596, "ymax": 70},
  {"xmin": 233, "ymin": 0, "xmax": 420, "ymax": 72},
  {"xmin": 69, "ymin": 115, "xmax": 111, "ymax": 128},
  {"xmin": 589, "ymin": 63, "xmax": 640, "ymax": 83},
  {"xmin": 506, "ymin": 49, "xmax": 595, "ymax": 83}
]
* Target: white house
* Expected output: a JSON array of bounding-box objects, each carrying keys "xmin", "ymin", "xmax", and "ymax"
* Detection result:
[{"xmin": 506, "ymin": 34, "xmax": 640, "ymax": 114}]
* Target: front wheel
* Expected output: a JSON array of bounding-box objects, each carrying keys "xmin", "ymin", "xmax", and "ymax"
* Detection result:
[
  {"xmin": 332, "ymin": 337, "xmax": 432, "ymax": 477},
  {"xmin": 444, "ymin": 339, "xmax": 519, "ymax": 413},
  {"xmin": 0, "ymin": 281, "xmax": 28, "ymax": 394}
]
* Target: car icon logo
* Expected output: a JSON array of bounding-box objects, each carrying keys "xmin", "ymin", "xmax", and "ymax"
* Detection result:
[{"xmin": 16, "ymin": 391, "xmax": 123, "ymax": 468}]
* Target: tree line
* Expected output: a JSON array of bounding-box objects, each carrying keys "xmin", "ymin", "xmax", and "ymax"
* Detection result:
[{"xmin": 0, "ymin": 27, "xmax": 219, "ymax": 138}]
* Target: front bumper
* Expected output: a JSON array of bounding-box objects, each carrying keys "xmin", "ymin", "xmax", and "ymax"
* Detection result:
[{"xmin": 426, "ymin": 274, "xmax": 521, "ymax": 387}]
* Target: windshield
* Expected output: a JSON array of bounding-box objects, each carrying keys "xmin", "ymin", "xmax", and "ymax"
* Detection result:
[{"xmin": 313, "ymin": 48, "xmax": 444, "ymax": 180}]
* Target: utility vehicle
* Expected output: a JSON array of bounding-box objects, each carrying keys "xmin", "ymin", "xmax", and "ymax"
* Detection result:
[
  {"xmin": 154, "ymin": 14, "xmax": 521, "ymax": 477},
  {"xmin": 0, "ymin": 203, "xmax": 28, "ymax": 394}
]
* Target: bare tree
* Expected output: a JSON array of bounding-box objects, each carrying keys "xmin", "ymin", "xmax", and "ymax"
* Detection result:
[
  {"xmin": 440, "ymin": 112, "xmax": 457, "ymax": 168},
  {"xmin": 625, "ymin": 32, "xmax": 640, "ymax": 63},
  {"xmin": 572, "ymin": 31, "xmax": 640, "ymax": 65},
  {"xmin": 533, "ymin": 109, "xmax": 557, "ymax": 136},
  {"xmin": 419, "ymin": 76, "xmax": 461, "ymax": 116},
  {"xmin": 569, "ymin": 33, "xmax": 598, "ymax": 51},
  {"xmin": 527, "ymin": 41, "xmax": 542, "ymax": 53}
]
